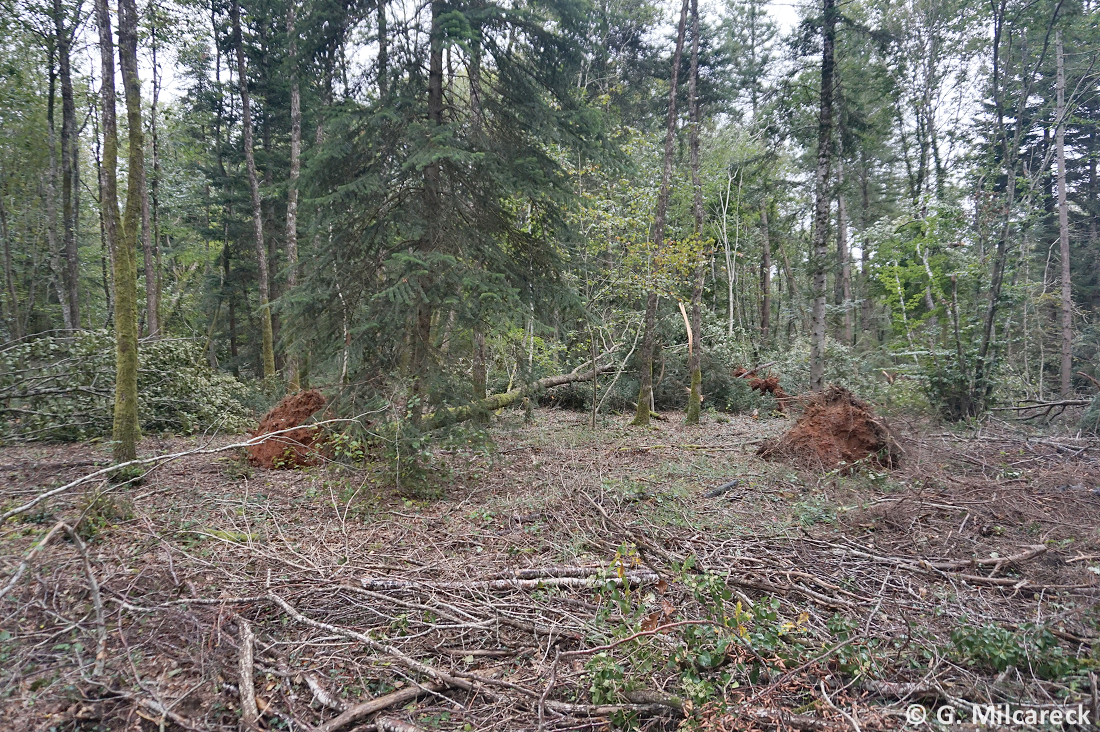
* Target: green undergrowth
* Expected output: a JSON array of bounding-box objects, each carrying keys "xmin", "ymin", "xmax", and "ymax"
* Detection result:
[{"xmin": 581, "ymin": 545, "xmax": 1093, "ymax": 730}]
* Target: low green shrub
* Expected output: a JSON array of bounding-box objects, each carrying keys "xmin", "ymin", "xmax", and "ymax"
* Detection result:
[{"xmin": 951, "ymin": 622, "xmax": 1093, "ymax": 679}]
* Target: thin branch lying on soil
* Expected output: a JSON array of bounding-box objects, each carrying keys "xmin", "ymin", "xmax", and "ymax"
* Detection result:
[
  {"xmin": 65, "ymin": 524, "xmax": 108, "ymax": 677},
  {"xmin": 358, "ymin": 570, "xmax": 659, "ymax": 593},
  {"xmin": 0, "ymin": 417, "xmax": 373, "ymax": 524},
  {"xmin": 313, "ymin": 683, "xmax": 445, "ymax": 732},
  {"xmin": 6, "ymin": 411, "xmax": 1100, "ymax": 731},
  {"xmin": 0, "ymin": 520, "xmax": 66, "ymax": 601}
]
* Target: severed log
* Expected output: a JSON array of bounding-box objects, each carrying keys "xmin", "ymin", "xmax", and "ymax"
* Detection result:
[
  {"xmin": 313, "ymin": 684, "xmax": 444, "ymax": 732},
  {"xmin": 238, "ymin": 619, "xmax": 259, "ymax": 730},
  {"xmin": 376, "ymin": 719, "xmax": 429, "ymax": 732},
  {"xmin": 358, "ymin": 570, "xmax": 659, "ymax": 593},
  {"xmin": 737, "ymin": 707, "xmax": 842, "ymax": 731},
  {"xmin": 423, "ymin": 364, "xmax": 614, "ymax": 429}
]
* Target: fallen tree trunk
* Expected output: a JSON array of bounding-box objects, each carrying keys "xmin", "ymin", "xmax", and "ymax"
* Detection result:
[{"xmin": 423, "ymin": 364, "xmax": 614, "ymax": 429}]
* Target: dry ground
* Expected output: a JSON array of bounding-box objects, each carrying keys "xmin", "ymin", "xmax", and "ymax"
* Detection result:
[{"xmin": 2, "ymin": 408, "xmax": 1099, "ymax": 731}]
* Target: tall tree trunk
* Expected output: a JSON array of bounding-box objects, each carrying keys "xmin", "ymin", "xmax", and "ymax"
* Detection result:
[
  {"xmin": 144, "ymin": 4, "xmax": 162, "ymax": 337},
  {"xmin": 836, "ymin": 162, "xmax": 852, "ymax": 345},
  {"xmin": 759, "ymin": 202, "xmax": 771, "ymax": 344},
  {"xmin": 99, "ymin": 0, "xmax": 139, "ymax": 461},
  {"xmin": 54, "ymin": 0, "xmax": 79, "ymax": 329},
  {"xmin": 685, "ymin": 0, "xmax": 704, "ymax": 426},
  {"xmin": 1056, "ymin": 32, "xmax": 1072, "ymax": 397},
  {"xmin": 46, "ymin": 50, "xmax": 71, "ymax": 331},
  {"xmin": 472, "ymin": 329, "xmax": 487, "ymax": 401},
  {"xmin": 409, "ymin": 0, "xmax": 446, "ymax": 400},
  {"xmin": 151, "ymin": 2, "xmax": 162, "ymax": 322},
  {"xmin": 0, "ymin": 193, "xmax": 19, "ymax": 339},
  {"xmin": 92, "ymin": 104, "xmax": 113, "ymax": 328},
  {"xmin": 140, "ymin": 168, "xmax": 157, "ymax": 336},
  {"xmin": 285, "ymin": 5, "xmax": 302, "ymax": 391},
  {"xmin": 634, "ymin": 0, "xmax": 689, "ymax": 427},
  {"xmin": 860, "ymin": 161, "xmax": 873, "ymax": 337},
  {"xmin": 1089, "ymin": 128, "xmax": 1098, "ymax": 250},
  {"xmin": 233, "ymin": 0, "xmax": 276, "ymax": 379},
  {"xmin": 377, "ymin": 0, "xmax": 388, "ymax": 98},
  {"xmin": 809, "ymin": 0, "xmax": 836, "ymax": 392}
]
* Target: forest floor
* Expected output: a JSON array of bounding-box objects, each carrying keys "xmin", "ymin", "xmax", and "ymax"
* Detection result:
[{"xmin": 2, "ymin": 407, "xmax": 1100, "ymax": 731}]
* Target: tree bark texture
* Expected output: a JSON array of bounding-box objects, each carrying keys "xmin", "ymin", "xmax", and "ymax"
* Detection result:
[
  {"xmin": 634, "ymin": 0, "xmax": 689, "ymax": 426},
  {"xmin": 408, "ymin": 0, "xmax": 445, "ymax": 403},
  {"xmin": 759, "ymin": 203, "xmax": 772, "ymax": 344},
  {"xmin": 836, "ymin": 163, "xmax": 852, "ymax": 345},
  {"xmin": 140, "ymin": 166, "xmax": 157, "ymax": 336},
  {"xmin": 46, "ymin": 52, "xmax": 71, "ymax": 331},
  {"xmin": 0, "ymin": 195, "xmax": 19, "ymax": 339},
  {"xmin": 54, "ymin": 0, "xmax": 79, "ymax": 329},
  {"xmin": 286, "ymin": 5, "xmax": 302, "ymax": 391},
  {"xmin": 685, "ymin": 0, "xmax": 704, "ymax": 426},
  {"xmin": 233, "ymin": 0, "xmax": 276, "ymax": 379},
  {"xmin": 809, "ymin": 0, "xmax": 836, "ymax": 392},
  {"xmin": 100, "ymin": 0, "xmax": 139, "ymax": 461},
  {"xmin": 1056, "ymin": 32, "xmax": 1072, "ymax": 397}
]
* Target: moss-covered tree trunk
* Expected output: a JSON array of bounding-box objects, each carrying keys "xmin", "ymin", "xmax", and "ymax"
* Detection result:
[
  {"xmin": 232, "ymin": 0, "xmax": 276, "ymax": 379},
  {"xmin": 685, "ymin": 0, "xmax": 704, "ymax": 426},
  {"xmin": 634, "ymin": 0, "xmax": 689, "ymax": 427},
  {"xmin": 98, "ymin": 0, "xmax": 139, "ymax": 461}
]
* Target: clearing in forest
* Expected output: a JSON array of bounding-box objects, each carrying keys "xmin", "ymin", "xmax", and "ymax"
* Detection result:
[{"xmin": 1, "ymin": 409, "xmax": 1098, "ymax": 731}]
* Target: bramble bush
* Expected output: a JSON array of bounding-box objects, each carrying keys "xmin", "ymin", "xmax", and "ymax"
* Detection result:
[{"xmin": 0, "ymin": 331, "xmax": 256, "ymax": 441}]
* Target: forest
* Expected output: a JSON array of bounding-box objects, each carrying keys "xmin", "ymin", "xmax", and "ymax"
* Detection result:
[{"xmin": 2, "ymin": 0, "xmax": 1100, "ymax": 728}]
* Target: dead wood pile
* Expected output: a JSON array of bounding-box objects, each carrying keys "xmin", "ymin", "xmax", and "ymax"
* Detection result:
[
  {"xmin": 247, "ymin": 389, "xmax": 327, "ymax": 469},
  {"xmin": 757, "ymin": 385, "xmax": 902, "ymax": 470}
]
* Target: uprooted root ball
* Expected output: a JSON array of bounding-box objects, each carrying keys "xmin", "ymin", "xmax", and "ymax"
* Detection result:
[
  {"xmin": 756, "ymin": 385, "xmax": 903, "ymax": 470},
  {"xmin": 247, "ymin": 389, "xmax": 327, "ymax": 469}
]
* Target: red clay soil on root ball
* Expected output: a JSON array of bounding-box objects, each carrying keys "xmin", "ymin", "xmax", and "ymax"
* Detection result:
[
  {"xmin": 756, "ymin": 385, "xmax": 903, "ymax": 471},
  {"xmin": 247, "ymin": 389, "xmax": 327, "ymax": 469}
]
